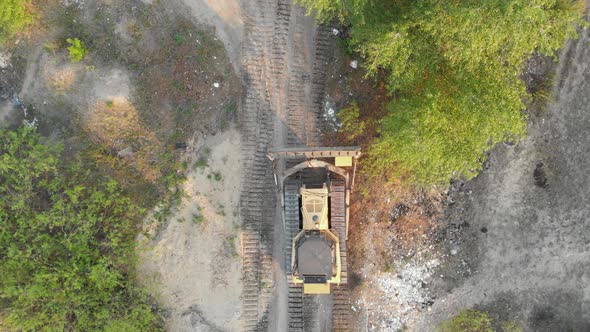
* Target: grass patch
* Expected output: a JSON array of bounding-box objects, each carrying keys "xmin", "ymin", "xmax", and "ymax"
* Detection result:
[
  {"xmin": 439, "ymin": 309, "xmax": 492, "ymax": 332},
  {"xmin": 194, "ymin": 157, "xmax": 208, "ymax": 170},
  {"xmin": 216, "ymin": 203, "xmax": 225, "ymax": 216},
  {"xmin": 439, "ymin": 309, "xmax": 523, "ymax": 332},
  {"xmin": 152, "ymin": 188, "xmax": 184, "ymax": 223},
  {"xmin": 224, "ymin": 101, "xmax": 237, "ymax": 115},
  {"xmin": 173, "ymin": 32, "xmax": 184, "ymax": 45},
  {"xmin": 223, "ymin": 235, "xmax": 238, "ymax": 258},
  {"xmin": 192, "ymin": 213, "xmax": 204, "ymax": 225}
]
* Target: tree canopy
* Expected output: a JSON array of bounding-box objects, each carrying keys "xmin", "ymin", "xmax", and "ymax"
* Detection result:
[
  {"xmin": 0, "ymin": 127, "xmax": 161, "ymax": 331},
  {"xmin": 299, "ymin": 0, "xmax": 583, "ymax": 184}
]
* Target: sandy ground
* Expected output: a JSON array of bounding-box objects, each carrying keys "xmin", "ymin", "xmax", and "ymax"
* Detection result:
[
  {"xmin": 414, "ymin": 18, "xmax": 590, "ymax": 332},
  {"xmin": 138, "ymin": 127, "xmax": 243, "ymax": 332},
  {"xmin": 129, "ymin": 1, "xmax": 246, "ymax": 330}
]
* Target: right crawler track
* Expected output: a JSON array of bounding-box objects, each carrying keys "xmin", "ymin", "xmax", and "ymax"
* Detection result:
[{"xmin": 330, "ymin": 179, "xmax": 350, "ymax": 332}]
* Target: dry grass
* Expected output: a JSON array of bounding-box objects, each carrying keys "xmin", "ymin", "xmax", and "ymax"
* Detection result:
[
  {"xmin": 84, "ymin": 97, "xmax": 162, "ymax": 182},
  {"xmin": 348, "ymin": 173, "xmax": 443, "ymax": 273},
  {"xmin": 46, "ymin": 66, "xmax": 78, "ymax": 92}
]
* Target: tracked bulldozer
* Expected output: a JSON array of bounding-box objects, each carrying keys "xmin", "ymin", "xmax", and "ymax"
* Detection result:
[{"xmin": 268, "ymin": 147, "xmax": 360, "ymax": 294}]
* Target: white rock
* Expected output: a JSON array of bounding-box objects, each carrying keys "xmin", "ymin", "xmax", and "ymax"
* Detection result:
[
  {"xmin": 332, "ymin": 28, "xmax": 339, "ymax": 35},
  {"xmin": 0, "ymin": 52, "xmax": 10, "ymax": 69},
  {"xmin": 350, "ymin": 60, "xmax": 358, "ymax": 69},
  {"xmin": 213, "ymin": 83, "xmax": 220, "ymax": 88}
]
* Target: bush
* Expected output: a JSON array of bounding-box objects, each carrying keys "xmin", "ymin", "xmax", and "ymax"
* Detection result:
[
  {"xmin": 439, "ymin": 309, "xmax": 493, "ymax": 332},
  {"xmin": 337, "ymin": 102, "xmax": 366, "ymax": 144},
  {"xmin": 0, "ymin": 0, "xmax": 33, "ymax": 40},
  {"xmin": 67, "ymin": 37, "xmax": 88, "ymax": 62},
  {"xmin": 298, "ymin": 0, "xmax": 584, "ymax": 184},
  {"xmin": 0, "ymin": 127, "xmax": 162, "ymax": 331},
  {"xmin": 439, "ymin": 309, "xmax": 523, "ymax": 332}
]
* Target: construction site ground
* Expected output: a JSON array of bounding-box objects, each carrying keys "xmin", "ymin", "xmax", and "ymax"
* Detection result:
[{"xmin": 2, "ymin": 0, "xmax": 590, "ymax": 331}]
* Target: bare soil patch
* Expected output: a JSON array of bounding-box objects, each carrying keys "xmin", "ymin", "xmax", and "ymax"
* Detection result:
[
  {"xmin": 138, "ymin": 127, "xmax": 243, "ymax": 332},
  {"xmin": 5, "ymin": 0, "xmax": 240, "ymax": 206},
  {"xmin": 177, "ymin": 0, "xmax": 243, "ymax": 72}
]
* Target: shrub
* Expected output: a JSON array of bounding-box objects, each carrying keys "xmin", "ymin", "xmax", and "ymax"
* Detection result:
[
  {"xmin": 0, "ymin": 126, "xmax": 162, "ymax": 331},
  {"xmin": 337, "ymin": 102, "xmax": 366, "ymax": 144},
  {"xmin": 0, "ymin": 0, "xmax": 33, "ymax": 40},
  {"xmin": 439, "ymin": 309, "xmax": 493, "ymax": 332},
  {"xmin": 67, "ymin": 37, "xmax": 88, "ymax": 62}
]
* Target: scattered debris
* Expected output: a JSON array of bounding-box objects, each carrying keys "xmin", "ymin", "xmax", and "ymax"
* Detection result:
[
  {"xmin": 322, "ymin": 96, "xmax": 341, "ymax": 131},
  {"xmin": 390, "ymin": 203, "xmax": 410, "ymax": 223},
  {"xmin": 360, "ymin": 259, "xmax": 440, "ymax": 331},
  {"xmin": 62, "ymin": 0, "xmax": 85, "ymax": 9},
  {"xmin": 332, "ymin": 28, "xmax": 339, "ymax": 35},
  {"xmin": 23, "ymin": 117, "xmax": 38, "ymax": 128}
]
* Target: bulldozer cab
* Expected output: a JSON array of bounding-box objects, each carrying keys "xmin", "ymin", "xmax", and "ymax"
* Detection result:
[{"xmin": 300, "ymin": 184, "xmax": 329, "ymax": 231}]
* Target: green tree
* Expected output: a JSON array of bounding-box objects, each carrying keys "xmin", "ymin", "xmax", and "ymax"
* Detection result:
[
  {"xmin": 0, "ymin": 127, "xmax": 161, "ymax": 331},
  {"xmin": 299, "ymin": 0, "xmax": 583, "ymax": 184},
  {"xmin": 0, "ymin": 0, "xmax": 33, "ymax": 40}
]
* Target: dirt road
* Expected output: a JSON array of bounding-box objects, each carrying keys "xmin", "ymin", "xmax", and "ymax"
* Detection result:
[
  {"xmin": 417, "ymin": 18, "xmax": 590, "ymax": 332},
  {"xmin": 236, "ymin": 0, "xmax": 338, "ymax": 331}
]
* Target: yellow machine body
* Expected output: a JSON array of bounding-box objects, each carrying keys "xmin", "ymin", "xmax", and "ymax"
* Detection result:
[
  {"xmin": 291, "ymin": 184, "xmax": 341, "ymax": 294},
  {"xmin": 267, "ymin": 146, "xmax": 361, "ymax": 295}
]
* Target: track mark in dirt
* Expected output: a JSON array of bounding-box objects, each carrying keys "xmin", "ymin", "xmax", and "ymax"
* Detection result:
[
  {"xmin": 237, "ymin": 0, "xmax": 343, "ymax": 331},
  {"xmin": 239, "ymin": 0, "xmax": 278, "ymax": 330}
]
